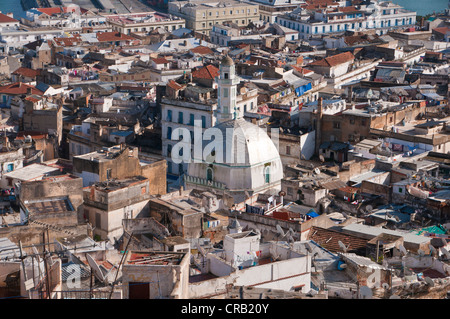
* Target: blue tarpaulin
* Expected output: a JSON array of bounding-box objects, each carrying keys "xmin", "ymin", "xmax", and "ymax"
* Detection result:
[
  {"xmin": 306, "ymin": 211, "xmax": 319, "ymax": 218},
  {"xmin": 295, "ymin": 82, "xmax": 312, "ymax": 97}
]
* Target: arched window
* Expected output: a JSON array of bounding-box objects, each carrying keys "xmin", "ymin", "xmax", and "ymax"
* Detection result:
[
  {"xmin": 264, "ymin": 166, "xmax": 270, "ymax": 184},
  {"xmin": 206, "ymin": 167, "xmax": 213, "ymax": 182}
]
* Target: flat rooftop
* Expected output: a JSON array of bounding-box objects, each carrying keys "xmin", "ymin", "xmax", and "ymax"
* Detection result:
[
  {"xmin": 24, "ymin": 196, "xmax": 74, "ymax": 214},
  {"xmin": 126, "ymin": 251, "xmax": 185, "ymax": 266},
  {"xmin": 87, "ymin": 176, "xmax": 148, "ymax": 192},
  {"xmin": 3, "ymin": 163, "xmax": 60, "ymax": 181}
]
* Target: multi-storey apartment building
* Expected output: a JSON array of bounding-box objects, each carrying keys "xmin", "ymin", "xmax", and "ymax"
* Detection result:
[
  {"xmin": 161, "ymin": 98, "xmax": 217, "ymax": 176},
  {"xmin": 106, "ymin": 12, "xmax": 186, "ymax": 35},
  {"xmin": 249, "ymin": 0, "xmax": 305, "ymax": 23},
  {"xmin": 168, "ymin": 0, "xmax": 260, "ymax": 35},
  {"xmin": 275, "ymin": 0, "xmax": 416, "ymax": 39}
]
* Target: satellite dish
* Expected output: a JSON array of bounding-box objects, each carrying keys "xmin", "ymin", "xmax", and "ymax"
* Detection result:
[
  {"xmin": 382, "ymin": 283, "xmax": 390, "ymax": 290},
  {"xmin": 304, "ymin": 242, "xmax": 313, "ymax": 253},
  {"xmin": 319, "ymin": 155, "xmax": 325, "ymax": 162},
  {"xmin": 418, "ymin": 249, "xmax": 425, "ymax": 257},
  {"xmin": 338, "ymin": 240, "xmax": 348, "ymax": 253},
  {"xmin": 440, "ymin": 247, "xmax": 450, "ymax": 259},
  {"xmin": 429, "ymin": 245, "xmax": 436, "ymax": 255},
  {"xmin": 424, "ymin": 277, "xmax": 434, "ymax": 287},
  {"xmin": 314, "ymin": 168, "xmax": 321, "ymax": 175},
  {"xmin": 366, "ymin": 205, "xmax": 373, "ymax": 213},
  {"xmin": 358, "ymin": 286, "xmax": 373, "ymax": 299},
  {"xmin": 399, "ymin": 244, "xmax": 407, "ymax": 256},
  {"xmin": 276, "ymin": 224, "xmax": 285, "ymax": 237},
  {"xmin": 86, "ymin": 253, "xmax": 106, "ymax": 283}
]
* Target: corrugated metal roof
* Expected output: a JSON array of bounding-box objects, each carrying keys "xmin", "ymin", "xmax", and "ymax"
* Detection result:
[{"xmin": 342, "ymin": 224, "xmax": 430, "ymax": 244}]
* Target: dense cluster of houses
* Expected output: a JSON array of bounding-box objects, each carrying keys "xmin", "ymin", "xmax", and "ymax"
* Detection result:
[{"xmin": 0, "ymin": 0, "xmax": 449, "ymax": 300}]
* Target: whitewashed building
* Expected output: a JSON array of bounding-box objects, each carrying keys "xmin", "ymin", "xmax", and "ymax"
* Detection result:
[
  {"xmin": 185, "ymin": 56, "xmax": 284, "ymax": 200},
  {"xmin": 275, "ymin": 0, "xmax": 416, "ymax": 39}
]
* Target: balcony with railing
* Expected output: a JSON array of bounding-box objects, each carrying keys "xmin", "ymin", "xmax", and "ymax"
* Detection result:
[{"xmin": 184, "ymin": 175, "xmax": 226, "ymax": 190}]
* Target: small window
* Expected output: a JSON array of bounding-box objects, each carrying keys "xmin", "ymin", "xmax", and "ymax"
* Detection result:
[
  {"xmin": 264, "ymin": 166, "xmax": 270, "ymax": 184},
  {"xmin": 398, "ymin": 187, "xmax": 403, "ymax": 193},
  {"xmin": 286, "ymin": 145, "xmax": 291, "ymax": 155},
  {"xmin": 206, "ymin": 167, "xmax": 213, "ymax": 182},
  {"xmin": 106, "ymin": 168, "xmax": 112, "ymax": 180}
]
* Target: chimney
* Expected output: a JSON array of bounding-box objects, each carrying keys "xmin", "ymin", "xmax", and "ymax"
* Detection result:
[{"xmin": 317, "ymin": 97, "xmax": 323, "ymax": 114}]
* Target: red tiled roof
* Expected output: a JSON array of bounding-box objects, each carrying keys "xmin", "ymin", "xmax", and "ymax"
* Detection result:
[
  {"xmin": 0, "ymin": 13, "xmax": 18, "ymax": 24},
  {"xmin": 308, "ymin": 51, "xmax": 354, "ymax": 68},
  {"xmin": 307, "ymin": 226, "xmax": 369, "ymax": 254},
  {"xmin": 292, "ymin": 65, "xmax": 314, "ymax": 75},
  {"xmin": 337, "ymin": 6, "xmax": 360, "ymax": 13},
  {"xmin": 12, "ymin": 67, "xmax": 41, "ymax": 78},
  {"xmin": 189, "ymin": 45, "xmax": 213, "ymax": 55},
  {"xmin": 96, "ymin": 32, "xmax": 136, "ymax": 42},
  {"xmin": 0, "ymin": 83, "xmax": 44, "ymax": 96},
  {"xmin": 24, "ymin": 96, "xmax": 42, "ymax": 103},
  {"xmin": 167, "ymin": 80, "xmax": 183, "ymax": 90},
  {"xmin": 191, "ymin": 65, "xmax": 219, "ymax": 80},
  {"xmin": 432, "ymin": 27, "xmax": 450, "ymax": 35},
  {"xmin": 152, "ymin": 57, "xmax": 169, "ymax": 64},
  {"xmin": 53, "ymin": 35, "xmax": 82, "ymax": 46},
  {"xmin": 37, "ymin": 7, "xmax": 89, "ymax": 15}
]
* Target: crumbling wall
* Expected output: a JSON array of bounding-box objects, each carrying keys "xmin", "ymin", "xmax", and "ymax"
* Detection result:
[
  {"xmin": 361, "ymin": 180, "xmax": 392, "ymax": 202},
  {"xmin": 0, "ymin": 224, "xmax": 88, "ymax": 247}
]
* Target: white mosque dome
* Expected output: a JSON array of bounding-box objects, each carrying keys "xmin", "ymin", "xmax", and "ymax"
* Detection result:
[{"xmin": 187, "ymin": 118, "xmax": 283, "ymax": 194}]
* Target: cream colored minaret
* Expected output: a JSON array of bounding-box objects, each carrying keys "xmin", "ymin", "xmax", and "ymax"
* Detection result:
[{"xmin": 216, "ymin": 55, "xmax": 240, "ymax": 123}]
